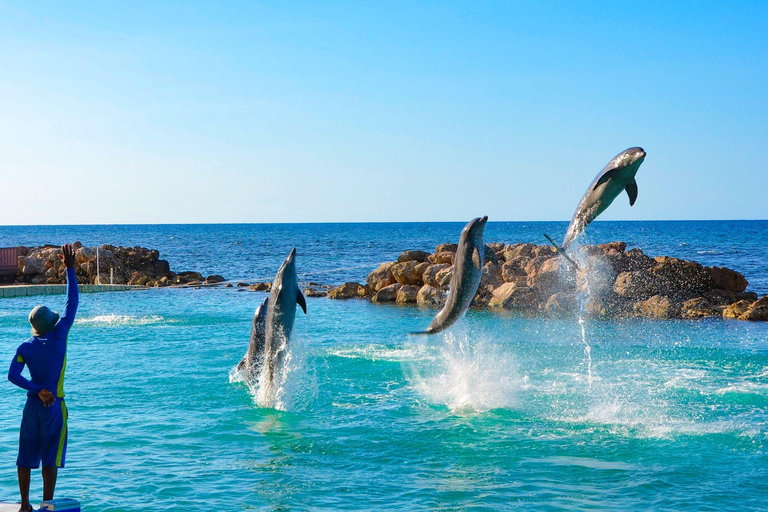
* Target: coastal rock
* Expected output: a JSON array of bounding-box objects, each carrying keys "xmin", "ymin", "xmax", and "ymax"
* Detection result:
[
  {"xmin": 707, "ymin": 267, "xmax": 748, "ymax": 293},
  {"xmin": 22, "ymin": 254, "xmax": 47, "ymax": 276},
  {"xmin": 416, "ymin": 285, "xmax": 446, "ymax": 308},
  {"xmin": 392, "ymin": 261, "xmax": 430, "ymax": 286},
  {"xmin": 304, "ymin": 287, "xmax": 327, "ymax": 298},
  {"xmin": 435, "ymin": 266, "xmax": 453, "ymax": 289},
  {"xmin": 652, "ymin": 257, "xmax": 716, "ymax": 298},
  {"xmin": 501, "ymin": 258, "xmax": 528, "ymax": 282},
  {"xmin": 396, "ymin": 285, "xmax": 420, "ymax": 304},
  {"xmin": 205, "ymin": 275, "xmax": 226, "ymax": 284},
  {"xmin": 327, "ymin": 282, "xmax": 366, "ymax": 300},
  {"xmin": 633, "ymin": 295, "xmax": 680, "ymax": 319},
  {"xmin": 366, "ymin": 262, "xmax": 397, "ymax": 292},
  {"xmin": 434, "ymin": 243, "xmax": 458, "ymax": 254},
  {"xmin": 614, "ymin": 271, "xmax": 665, "ymax": 299},
  {"xmin": 177, "ymin": 271, "xmax": 205, "ymax": 284},
  {"xmin": 422, "ymin": 264, "xmax": 450, "ymax": 287},
  {"xmin": 429, "ymin": 251, "xmax": 455, "ymax": 265},
  {"xmin": 502, "ymin": 243, "xmax": 535, "ymax": 262},
  {"xmin": 545, "ymin": 293, "xmax": 577, "ymax": 315},
  {"xmin": 372, "ymin": 283, "xmax": 402, "ymax": 303},
  {"xmin": 478, "ymin": 261, "xmax": 503, "ymax": 294},
  {"xmin": 723, "ymin": 300, "xmax": 753, "ymax": 319},
  {"xmin": 249, "ymin": 282, "xmax": 272, "ymax": 292},
  {"xmin": 737, "ymin": 295, "xmax": 768, "ymax": 321},
  {"xmin": 528, "ymin": 257, "xmax": 574, "ymax": 296},
  {"xmin": 397, "ymin": 250, "xmax": 431, "ymax": 263},
  {"xmin": 488, "ymin": 282, "xmax": 537, "ymax": 310},
  {"xmin": 681, "ymin": 297, "xmax": 718, "ymax": 318},
  {"xmin": 525, "ymin": 256, "xmax": 554, "ymax": 278}
]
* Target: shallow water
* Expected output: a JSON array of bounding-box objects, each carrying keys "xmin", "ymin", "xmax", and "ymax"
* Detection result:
[{"xmin": 1, "ymin": 285, "xmax": 767, "ymax": 511}]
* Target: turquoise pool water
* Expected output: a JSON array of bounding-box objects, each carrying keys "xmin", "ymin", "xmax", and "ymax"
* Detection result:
[{"xmin": 2, "ymin": 284, "xmax": 767, "ymax": 511}]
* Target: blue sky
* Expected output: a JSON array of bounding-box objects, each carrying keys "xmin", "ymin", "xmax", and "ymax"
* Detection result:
[{"xmin": 0, "ymin": 1, "xmax": 766, "ymax": 224}]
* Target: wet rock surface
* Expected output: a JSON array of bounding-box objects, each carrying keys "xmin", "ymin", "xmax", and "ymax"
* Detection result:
[
  {"xmin": 354, "ymin": 241, "xmax": 766, "ymax": 321},
  {"xmin": 8, "ymin": 244, "xmax": 216, "ymax": 288}
]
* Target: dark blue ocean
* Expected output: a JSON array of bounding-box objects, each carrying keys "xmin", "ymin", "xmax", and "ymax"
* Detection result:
[
  {"xmin": 1, "ymin": 221, "xmax": 767, "ymax": 511},
  {"xmin": 0, "ymin": 221, "xmax": 766, "ymax": 293}
]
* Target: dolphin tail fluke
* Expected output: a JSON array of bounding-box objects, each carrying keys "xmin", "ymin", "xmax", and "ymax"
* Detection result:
[{"xmin": 543, "ymin": 233, "xmax": 580, "ymax": 271}]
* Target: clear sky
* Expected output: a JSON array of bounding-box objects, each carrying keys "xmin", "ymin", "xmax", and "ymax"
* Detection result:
[{"xmin": 1, "ymin": 1, "xmax": 766, "ymax": 224}]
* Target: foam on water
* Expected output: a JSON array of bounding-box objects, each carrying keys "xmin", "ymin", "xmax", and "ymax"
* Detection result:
[
  {"xmin": 75, "ymin": 314, "xmax": 166, "ymax": 326},
  {"xmin": 229, "ymin": 335, "xmax": 317, "ymax": 412},
  {"xmin": 406, "ymin": 331, "xmax": 527, "ymax": 414}
]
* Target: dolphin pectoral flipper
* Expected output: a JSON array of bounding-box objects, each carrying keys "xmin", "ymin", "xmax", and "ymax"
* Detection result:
[
  {"xmin": 594, "ymin": 169, "xmax": 618, "ymax": 189},
  {"xmin": 625, "ymin": 179, "xmax": 638, "ymax": 206},
  {"xmin": 297, "ymin": 289, "xmax": 307, "ymax": 314},
  {"xmin": 472, "ymin": 247, "xmax": 482, "ymax": 270}
]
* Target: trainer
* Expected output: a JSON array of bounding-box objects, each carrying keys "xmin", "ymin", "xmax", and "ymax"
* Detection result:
[{"xmin": 8, "ymin": 244, "xmax": 78, "ymax": 512}]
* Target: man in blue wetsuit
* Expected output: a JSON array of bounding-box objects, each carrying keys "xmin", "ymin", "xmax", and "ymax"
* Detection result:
[{"xmin": 8, "ymin": 244, "xmax": 78, "ymax": 512}]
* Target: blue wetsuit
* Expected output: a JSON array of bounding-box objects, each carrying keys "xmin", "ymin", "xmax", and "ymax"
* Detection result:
[{"xmin": 8, "ymin": 267, "xmax": 78, "ymax": 468}]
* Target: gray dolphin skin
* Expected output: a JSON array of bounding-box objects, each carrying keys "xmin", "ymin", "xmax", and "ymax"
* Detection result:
[
  {"xmin": 237, "ymin": 297, "xmax": 269, "ymax": 381},
  {"xmin": 413, "ymin": 216, "xmax": 488, "ymax": 335},
  {"xmin": 560, "ymin": 147, "xmax": 646, "ymax": 250},
  {"xmin": 262, "ymin": 248, "xmax": 307, "ymax": 386}
]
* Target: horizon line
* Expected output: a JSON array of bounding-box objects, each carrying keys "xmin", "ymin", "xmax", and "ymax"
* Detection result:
[{"xmin": 1, "ymin": 218, "xmax": 767, "ymax": 228}]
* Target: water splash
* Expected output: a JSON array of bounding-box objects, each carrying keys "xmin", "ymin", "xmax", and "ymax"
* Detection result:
[
  {"xmin": 76, "ymin": 314, "xmax": 166, "ymax": 326},
  {"xmin": 407, "ymin": 331, "xmax": 526, "ymax": 414},
  {"xmin": 230, "ymin": 335, "xmax": 317, "ymax": 412}
]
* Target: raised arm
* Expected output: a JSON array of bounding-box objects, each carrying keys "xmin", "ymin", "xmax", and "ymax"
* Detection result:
[{"xmin": 53, "ymin": 244, "xmax": 79, "ymax": 333}]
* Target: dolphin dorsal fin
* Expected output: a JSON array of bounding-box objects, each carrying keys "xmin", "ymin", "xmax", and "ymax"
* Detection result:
[
  {"xmin": 625, "ymin": 179, "xmax": 638, "ymax": 206},
  {"xmin": 472, "ymin": 247, "xmax": 482, "ymax": 270},
  {"xmin": 594, "ymin": 169, "xmax": 617, "ymax": 189},
  {"xmin": 297, "ymin": 289, "xmax": 307, "ymax": 314}
]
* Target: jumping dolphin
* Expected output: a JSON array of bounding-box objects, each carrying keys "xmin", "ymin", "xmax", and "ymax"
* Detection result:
[
  {"xmin": 412, "ymin": 216, "xmax": 488, "ymax": 335},
  {"xmin": 262, "ymin": 248, "xmax": 307, "ymax": 389},
  {"xmin": 545, "ymin": 147, "xmax": 646, "ymax": 261},
  {"xmin": 237, "ymin": 297, "xmax": 269, "ymax": 382}
]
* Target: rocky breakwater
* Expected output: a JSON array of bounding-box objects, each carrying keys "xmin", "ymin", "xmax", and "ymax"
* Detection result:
[
  {"xmin": 326, "ymin": 242, "xmax": 768, "ymax": 321},
  {"xmin": 12, "ymin": 243, "xmax": 223, "ymax": 287}
]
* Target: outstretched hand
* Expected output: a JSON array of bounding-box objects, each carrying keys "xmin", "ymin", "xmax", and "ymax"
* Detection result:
[
  {"xmin": 38, "ymin": 389, "xmax": 55, "ymax": 407},
  {"xmin": 59, "ymin": 244, "xmax": 76, "ymax": 268}
]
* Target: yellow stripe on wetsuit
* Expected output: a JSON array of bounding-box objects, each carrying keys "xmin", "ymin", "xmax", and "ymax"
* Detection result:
[{"xmin": 56, "ymin": 400, "xmax": 68, "ymax": 467}]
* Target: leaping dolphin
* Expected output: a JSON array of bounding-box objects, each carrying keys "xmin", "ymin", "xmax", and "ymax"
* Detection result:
[
  {"xmin": 412, "ymin": 216, "xmax": 488, "ymax": 335},
  {"xmin": 238, "ymin": 297, "xmax": 269, "ymax": 382},
  {"xmin": 262, "ymin": 248, "xmax": 307, "ymax": 389},
  {"xmin": 545, "ymin": 147, "xmax": 646, "ymax": 262}
]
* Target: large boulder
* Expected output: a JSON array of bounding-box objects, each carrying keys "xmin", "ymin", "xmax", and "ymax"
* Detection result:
[
  {"xmin": 707, "ymin": 267, "xmax": 748, "ymax": 293},
  {"xmin": 366, "ymin": 262, "xmax": 397, "ymax": 292},
  {"xmin": 652, "ymin": 257, "xmax": 716, "ymax": 298},
  {"xmin": 488, "ymin": 282, "xmax": 537, "ymax": 310},
  {"xmin": 502, "ymin": 243, "xmax": 535, "ymax": 262},
  {"xmin": 525, "ymin": 256, "xmax": 555, "ymax": 278},
  {"xmin": 633, "ymin": 295, "xmax": 680, "ymax": 319},
  {"xmin": 738, "ymin": 295, "xmax": 768, "ymax": 321},
  {"xmin": 416, "ymin": 285, "xmax": 446, "ymax": 308},
  {"xmin": 422, "ymin": 264, "xmax": 450, "ymax": 287},
  {"xmin": 396, "ymin": 285, "xmax": 420, "ymax": 304},
  {"xmin": 392, "ymin": 261, "xmax": 430, "ymax": 286},
  {"xmin": 372, "ymin": 283, "xmax": 402, "ymax": 303},
  {"xmin": 614, "ymin": 270, "xmax": 665, "ymax": 299},
  {"xmin": 723, "ymin": 300, "xmax": 753, "ymax": 319},
  {"xmin": 397, "ymin": 250, "xmax": 431, "ymax": 263},
  {"xmin": 681, "ymin": 297, "xmax": 718, "ymax": 318},
  {"xmin": 501, "ymin": 258, "xmax": 528, "ymax": 282},
  {"xmin": 21, "ymin": 254, "xmax": 47, "ymax": 276},
  {"xmin": 478, "ymin": 261, "xmax": 503, "ymax": 295},
  {"xmin": 544, "ymin": 293, "xmax": 577, "ymax": 315},
  {"xmin": 527, "ymin": 257, "xmax": 574, "ymax": 296},
  {"xmin": 434, "ymin": 243, "xmax": 458, "ymax": 254},
  {"xmin": 435, "ymin": 266, "xmax": 454, "ymax": 289},
  {"xmin": 327, "ymin": 282, "xmax": 365, "ymax": 300},
  {"xmin": 429, "ymin": 251, "xmax": 456, "ymax": 265}
]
